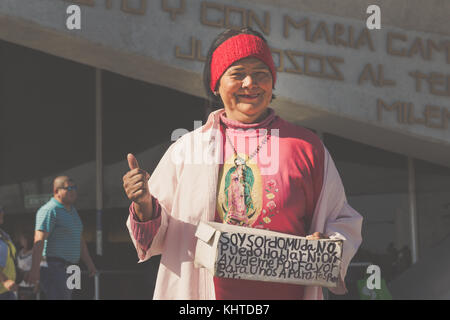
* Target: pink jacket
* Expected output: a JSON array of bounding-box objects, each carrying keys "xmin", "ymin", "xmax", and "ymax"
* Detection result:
[{"xmin": 126, "ymin": 108, "xmax": 363, "ymax": 300}]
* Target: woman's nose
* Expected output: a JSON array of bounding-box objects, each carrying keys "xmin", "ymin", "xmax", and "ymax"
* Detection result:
[{"xmin": 242, "ymin": 74, "xmax": 256, "ymax": 88}]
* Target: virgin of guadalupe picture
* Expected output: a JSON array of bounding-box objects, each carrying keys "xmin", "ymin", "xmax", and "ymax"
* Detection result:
[{"xmin": 217, "ymin": 154, "xmax": 263, "ymax": 226}]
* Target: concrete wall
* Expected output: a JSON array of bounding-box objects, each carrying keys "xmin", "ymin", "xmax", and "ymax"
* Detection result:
[{"xmin": 1, "ymin": 0, "xmax": 450, "ymax": 167}]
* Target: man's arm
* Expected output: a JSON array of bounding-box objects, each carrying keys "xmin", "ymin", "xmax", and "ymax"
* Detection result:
[
  {"xmin": 24, "ymin": 230, "xmax": 48, "ymax": 285},
  {"xmin": 80, "ymin": 237, "xmax": 97, "ymax": 277}
]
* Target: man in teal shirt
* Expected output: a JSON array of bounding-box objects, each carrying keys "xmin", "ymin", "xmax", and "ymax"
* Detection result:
[{"xmin": 25, "ymin": 176, "xmax": 97, "ymax": 300}]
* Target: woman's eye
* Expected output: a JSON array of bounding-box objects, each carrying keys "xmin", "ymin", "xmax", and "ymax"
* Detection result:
[
  {"xmin": 232, "ymin": 73, "xmax": 245, "ymax": 79},
  {"xmin": 256, "ymin": 71, "xmax": 269, "ymax": 77}
]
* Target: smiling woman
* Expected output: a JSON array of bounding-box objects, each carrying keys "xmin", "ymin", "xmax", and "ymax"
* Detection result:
[{"xmin": 124, "ymin": 26, "xmax": 363, "ymax": 300}]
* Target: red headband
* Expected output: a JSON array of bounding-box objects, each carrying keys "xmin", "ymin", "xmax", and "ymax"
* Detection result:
[{"xmin": 210, "ymin": 34, "xmax": 277, "ymax": 93}]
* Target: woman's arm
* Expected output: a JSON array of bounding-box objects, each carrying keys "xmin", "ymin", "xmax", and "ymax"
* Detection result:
[
  {"xmin": 309, "ymin": 146, "xmax": 363, "ymax": 295},
  {"xmin": 128, "ymin": 196, "xmax": 162, "ymax": 260},
  {"xmin": 125, "ymin": 141, "xmax": 181, "ymax": 262}
]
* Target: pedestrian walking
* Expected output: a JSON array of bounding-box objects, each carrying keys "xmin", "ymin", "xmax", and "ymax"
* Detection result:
[
  {"xmin": 16, "ymin": 224, "xmax": 37, "ymax": 300},
  {"xmin": 25, "ymin": 176, "xmax": 97, "ymax": 300}
]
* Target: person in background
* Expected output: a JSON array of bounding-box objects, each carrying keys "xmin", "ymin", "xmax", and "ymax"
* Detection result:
[
  {"xmin": 0, "ymin": 206, "xmax": 18, "ymax": 300},
  {"xmin": 25, "ymin": 176, "xmax": 97, "ymax": 300},
  {"xmin": 16, "ymin": 224, "xmax": 37, "ymax": 300}
]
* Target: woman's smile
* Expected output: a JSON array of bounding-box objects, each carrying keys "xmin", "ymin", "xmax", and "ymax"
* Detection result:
[{"xmin": 236, "ymin": 92, "xmax": 262, "ymax": 101}]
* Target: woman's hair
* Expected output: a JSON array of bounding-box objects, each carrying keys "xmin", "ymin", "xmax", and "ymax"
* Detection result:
[{"xmin": 203, "ymin": 27, "xmax": 276, "ymax": 110}]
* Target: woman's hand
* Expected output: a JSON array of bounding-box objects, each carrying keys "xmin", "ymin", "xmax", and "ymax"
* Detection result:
[
  {"xmin": 2, "ymin": 279, "xmax": 18, "ymax": 292},
  {"xmin": 123, "ymin": 153, "xmax": 151, "ymax": 203},
  {"xmin": 306, "ymin": 232, "xmax": 329, "ymax": 240},
  {"xmin": 123, "ymin": 153, "xmax": 154, "ymax": 221}
]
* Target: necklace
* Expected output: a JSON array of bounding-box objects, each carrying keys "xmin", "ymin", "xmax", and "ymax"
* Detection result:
[
  {"xmin": 223, "ymin": 122, "xmax": 273, "ymax": 167},
  {"xmin": 223, "ymin": 115, "xmax": 273, "ymax": 226},
  {"xmin": 221, "ymin": 123, "xmax": 273, "ymax": 226}
]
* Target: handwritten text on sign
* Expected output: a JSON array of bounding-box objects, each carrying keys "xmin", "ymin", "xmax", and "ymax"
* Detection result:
[{"xmin": 216, "ymin": 232, "xmax": 342, "ymax": 287}]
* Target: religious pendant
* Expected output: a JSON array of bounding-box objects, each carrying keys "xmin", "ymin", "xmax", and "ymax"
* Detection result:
[{"xmin": 234, "ymin": 155, "xmax": 246, "ymax": 167}]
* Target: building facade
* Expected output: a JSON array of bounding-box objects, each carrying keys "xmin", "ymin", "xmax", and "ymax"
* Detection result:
[{"xmin": 1, "ymin": 0, "xmax": 450, "ymax": 299}]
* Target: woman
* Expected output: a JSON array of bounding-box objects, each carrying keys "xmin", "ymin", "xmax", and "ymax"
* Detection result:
[
  {"xmin": 123, "ymin": 27, "xmax": 362, "ymax": 299},
  {"xmin": 0, "ymin": 206, "xmax": 18, "ymax": 300},
  {"xmin": 16, "ymin": 224, "xmax": 37, "ymax": 300}
]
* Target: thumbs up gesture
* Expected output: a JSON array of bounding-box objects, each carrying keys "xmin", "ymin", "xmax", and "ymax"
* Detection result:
[{"xmin": 123, "ymin": 153, "xmax": 153, "ymax": 221}]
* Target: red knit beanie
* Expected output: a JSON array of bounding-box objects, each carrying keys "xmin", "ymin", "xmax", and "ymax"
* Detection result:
[{"xmin": 210, "ymin": 34, "xmax": 277, "ymax": 93}]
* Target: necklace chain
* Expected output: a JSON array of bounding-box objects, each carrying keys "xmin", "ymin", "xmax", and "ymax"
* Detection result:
[{"xmin": 224, "ymin": 126, "xmax": 271, "ymax": 165}]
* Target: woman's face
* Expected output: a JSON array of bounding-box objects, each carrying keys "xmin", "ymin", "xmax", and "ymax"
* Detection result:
[{"xmin": 217, "ymin": 57, "xmax": 273, "ymax": 124}]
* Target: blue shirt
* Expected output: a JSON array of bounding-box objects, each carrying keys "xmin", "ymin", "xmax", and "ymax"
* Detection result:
[
  {"xmin": 0, "ymin": 229, "xmax": 12, "ymax": 268},
  {"xmin": 35, "ymin": 198, "xmax": 83, "ymax": 264}
]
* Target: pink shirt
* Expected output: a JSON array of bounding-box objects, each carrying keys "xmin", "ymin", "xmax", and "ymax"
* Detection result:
[{"xmin": 213, "ymin": 108, "xmax": 324, "ymax": 299}]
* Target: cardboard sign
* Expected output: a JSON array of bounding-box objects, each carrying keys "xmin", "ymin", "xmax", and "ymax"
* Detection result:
[{"xmin": 194, "ymin": 221, "xmax": 343, "ymax": 287}]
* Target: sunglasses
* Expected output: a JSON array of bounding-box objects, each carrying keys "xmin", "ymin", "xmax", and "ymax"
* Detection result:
[{"xmin": 60, "ymin": 186, "xmax": 77, "ymax": 191}]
